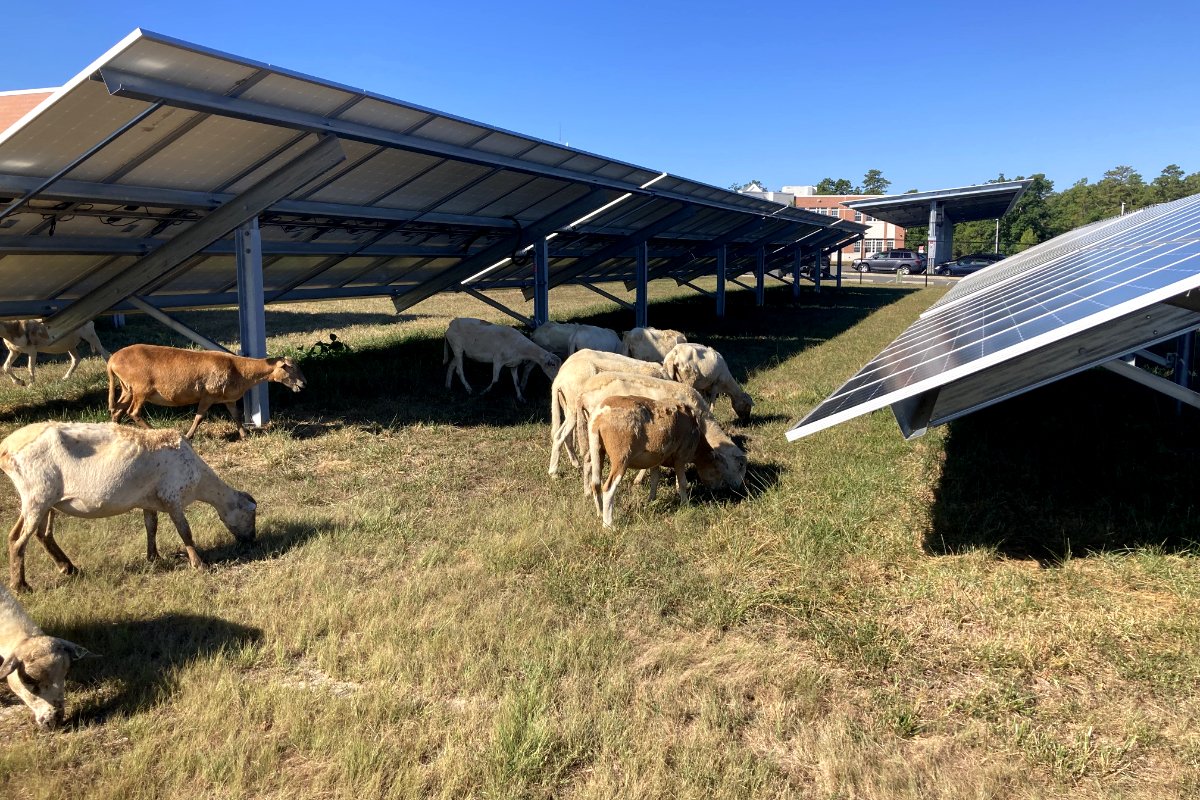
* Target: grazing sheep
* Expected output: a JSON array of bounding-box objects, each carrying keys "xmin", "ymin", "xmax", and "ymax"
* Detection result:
[
  {"xmin": 107, "ymin": 344, "xmax": 307, "ymax": 439},
  {"xmin": 586, "ymin": 394, "xmax": 704, "ymax": 528},
  {"xmin": 567, "ymin": 325, "xmax": 622, "ymax": 355},
  {"xmin": 0, "ymin": 319, "xmax": 110, "ymax": 386},
  {"xmin": 663, "ymin": 343, "xmax": 754, "ymax": 422},
  {"xmin": 566, "ymin": 371, "xmax": 748, "ymax": 491},
  {"xmin": 0, "ymin": 422, "xmax": 257, "ymax": 592},
  {"xmin": 444, "ymin": 317, "xmax": 561, "ymax": 403},
  {"xmin": 530, "ymin": 322, "xmax": 582, "ymax": 358},
  {"xmin": 548, "ymin": 349, "xmax": 669, "ymax": 475},
  {"xmin": 621, "ymin": 327, "xmax": 687, "ymax": 363},
  {"xmin": 0, "ymin": 584, "xmax": 93, "ymax": 729}
]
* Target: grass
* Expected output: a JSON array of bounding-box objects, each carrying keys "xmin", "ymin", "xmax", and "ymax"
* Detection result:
[{"xmin": 1, "ymin": 279, "xmax": 1199, "ymax": 798}]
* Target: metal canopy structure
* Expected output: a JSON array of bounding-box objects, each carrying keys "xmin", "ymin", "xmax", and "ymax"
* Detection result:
[
  {"xmin": 787, "ymin": 192, "xmax": 1200, "ymax": 442},
  {"xmin": 844, "ymin": 181, "xmax": 1030, "ymax": 268},
  {"xmin": 0, "ymin": 28, "xmax": 865, "ymax": 344}
]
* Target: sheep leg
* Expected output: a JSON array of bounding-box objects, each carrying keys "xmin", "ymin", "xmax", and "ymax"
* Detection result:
[
  {"xmin": 478, "ymin": 360, "xmax": 503, "ymax": 397},
  {"xmin": 647, "ymin": 467, "xmax": 661, "ymax": 502},
  {"xmin": 127, "ymin": 395, "xmax": 152, "ymax": 429},
  {"xmin": 587, "ymin": 424, "xmax": 605, "ymax": 514},
  {"xmin": 674, "ymin": 461, "xmax": 691, "ymax": 505},
  {"xmin": 61, "ymin": 349, "xmax": 81, "ymax": 381},
  {"xmin": 549, "ymin": 416, "xmax": 578, "ymax": 477},
  {"xmin": 2, "ymin": 348, "xmax": 25, "ymax": 386},
  {"xmin": 84, "ymin": 330, "xmax": 110, "ymax": 361},
  {"xmin": 144, "ymin": 511, "xmax": 160, "ymax": 561},
  {"xmin": 166, "ymin": 506, "xmax": 206, "ymax": 569},
  {"xmin": 226, "ymin": 402, "xmax": 249, "ymax": 439},
  {"xmin": 507, "ymin": 365, "xmax": 526, "ymax": 403},
  {"xmin": 450, "ymin": 349, "xmax": 473, "ymax": 394},
  {"xmin": 183, "ymin": 399, "xmax": 214, "ymax": 439},
  {"xmin": 8, "ymin": 511, "xmax": 46, "ymax": 592},
  {"xmin": 518, "ymin": 361, "xmax": 535, "ymax": 392},
  {"xmin": 600, "ymin": 462, "xmax": 626, "ymax": 529},
  {"xmin": 25, "ymin": 351, "xmax": 37, "ymax": 385},
  {"xmin": 33, "ymin": 510, "xmax": 77, "ymax": 576}
]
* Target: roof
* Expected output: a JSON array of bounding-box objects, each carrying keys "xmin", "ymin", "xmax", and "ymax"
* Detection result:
[
  {"xmin": 843, "ymin": 181, "xmax": 1032, "ymax": 228},
  {"xmin": 0, "ymin": 29, "xmax": 865, "ymax": 325},
  {"xmin": 0, "ymin": 90, "xmax": 55, "ymax": 135}
]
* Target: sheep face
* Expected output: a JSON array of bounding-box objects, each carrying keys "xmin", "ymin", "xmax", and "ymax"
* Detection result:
[
  {"xmin": 699, "ymin": 442, "xmax": 746, "ymax": 489},
  {"xmin": 219, "ymin": 491, "xmax": 258, "ymax": 543},
  {"xmin": 732, "ymin": 395, "xmax": 754, "ymax": 423},
  {"xmin": 1, "ymin": 635, "xmax": 91, "ymax": 730},
  {"xmin": 268, "ymin": 358, "xmax": 307, "ymax": 393},
  {"xmin": 540, "ymin": 353, "xmax": 562, "ymax": 379}
]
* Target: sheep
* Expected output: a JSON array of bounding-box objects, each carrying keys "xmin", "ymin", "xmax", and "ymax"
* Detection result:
[
  {"xmin": 0, "ymin": 319, "xmax": 110, "ymax": 386},
  {"xmin": 586, "ymin": 394, "xmax": 705, "ymax": 527},
  {"xmin": 0, "ymin": 422, "xmax": 257, "ymax": 593},
  {"xmin": 530, "ymin": 322, "xmax": 582, "ymax": 358},
  {"xmin": 107, "ymin": 344, "xmax": 307, "ymax": 440},
  {"xmin": 0, "ymin": 584, "xmax": 93, "ymax": 729},
  {"xmin": 621, "ymin": 327, "xmax": 687, "ymax": 362},
  {"xmin": 444, "ymin": 317, "xmax": 561, "ymax": 403},
  {"xmin": 566, "ymin": 371, "xmax": 748, "ymax": 491},
  {"xmin": 567, "ymin": 325, "xmax": 622, "ymax": 355},
  {"xmin": 548, "ymin": 349, "xmax": 669, "ymax": 476},
  {"xmin": 663, "ymin": 343, "xmax": 754, "ymax": 422}
]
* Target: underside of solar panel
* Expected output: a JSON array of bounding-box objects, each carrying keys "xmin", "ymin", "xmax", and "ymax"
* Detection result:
[{"xmin": 787, "ymin": 192, "xmax": 1200, "ymax": 442}]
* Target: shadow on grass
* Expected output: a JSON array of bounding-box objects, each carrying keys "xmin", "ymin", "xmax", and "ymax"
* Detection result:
[
  {"xmin": 57, "ymin": 612, "xmax": 263, "ymax": 725},
  {"xmin": 926, "ymin": 370, "xmax": 1200, "ymax": 563}
]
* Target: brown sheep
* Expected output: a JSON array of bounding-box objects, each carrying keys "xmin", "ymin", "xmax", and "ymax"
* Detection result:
[
  {"xmin": 585, "ymin": 395, "xmax": 704, "ymax": 528},
  {"xmin": 107, "ymin": 344, "xmax": 307, "ymax": 439}
]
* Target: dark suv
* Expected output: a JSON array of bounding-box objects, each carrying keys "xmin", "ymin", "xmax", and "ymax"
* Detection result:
[
  {"xmin": 933, "ymin": 252, "xmax": 1005, "ymax": 276},
  {"xmin": 854, "ymin": 249, "xmax": 927, "ymax": 275}
]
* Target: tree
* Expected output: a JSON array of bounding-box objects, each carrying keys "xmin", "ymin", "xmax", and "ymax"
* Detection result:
[
  {"xmin": 1150, "ymin": 164, "xmax": 1187, "ymax": 203},
  {"xmin": 815, "ymin": 177, "xmax": 854, "ymax": 195},
  {"xmin": 860, "ymin": 169, "xmax": 890, "ymax": 195},
  {"xmin": 728, "ymin": 180, "xmax": 767, "ymax": 192}
]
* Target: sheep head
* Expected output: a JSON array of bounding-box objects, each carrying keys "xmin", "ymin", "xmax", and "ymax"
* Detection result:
[
  {"xmin": 1, "ymin": 635, "xmax": 93, "ymax": 730},
  {"xmin": 540, "ymin": 353, "xmax": 562, "ymax": 379},
  {"xmin": 268, "ymin": 357, "xmax": 307, "ymax": 393},
  {"xmin": 732, "ymin": 393, "xmax": 754, "ymax": 423},
  {"xmin": 219, "ymin": 490, "xmax": 258, "ymax": 543}
]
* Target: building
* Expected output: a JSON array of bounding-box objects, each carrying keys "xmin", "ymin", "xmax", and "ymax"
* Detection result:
[
  {"xmin": 0, "ymin": 89, "xmax": 54, "ymax": 135},
  {"xmin": 787, "ymin": 186, "xmax": 906, "ymax": 261},
  {"xmin": 736, "ymin": 181, "xmax": 798, "ymax": 207}
]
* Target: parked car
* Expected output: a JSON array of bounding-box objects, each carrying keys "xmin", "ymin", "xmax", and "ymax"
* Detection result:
[
  {"xmin": 853, "ymin": 249, "xmax": 927, "ymax": 275},
  {"xmin": 933, "ymin": 253, "xmax": 1006, "ymax": 276}
]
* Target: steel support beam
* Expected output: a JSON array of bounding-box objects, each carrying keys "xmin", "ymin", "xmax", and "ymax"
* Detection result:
[
  {"xmin": 716, "ymin": 246, "xmax": 726, "ymax": 318},
  {"xmin": 532, "ymin": 237, "xmax": 549, "ymax": 327},
  {"xmin": 674, "ymin": 221, "xmax": 807, "ymax": 287},
  {"xmin": 390, "ymin": 189, "xmax": 616, "ymax": 314},
  {"xmin": 635, "ymin": 241, "xmax": 649, "ymax": 328},
  {"xmin": 640, "ymin": 217, "xmax": 771, "ymax": 286},
  {"xmin": 42, "ymin": 134, "xmax": 345, "ymax": 341},
  {"xmin": 1103, "ymin": 357, "xmax": 1200, "ymax": 411},
  {"xmin": 792, "ymin": 246, "xmax": 802, "ymax": 299},
  {"xmin": 460, "ymin": 287, "xmax": 533, "ymax": 328},
  {"xmin": 579, "ymin": 282, "xmax": 633, "ymax": 311},
  {"xmin": 836, "ymin": 247, "xmax": 844, "ymax": 289},
  {"xmin": 236, "ymin": 219, "xmax": 269, "ymax": 428},
  {"xmin": 755, "ymin": 245, "xmax": 765, "ymax": 307},
  {"xmin": 125, "ymin": 297, "xmax": 231, "ymax": 353}
]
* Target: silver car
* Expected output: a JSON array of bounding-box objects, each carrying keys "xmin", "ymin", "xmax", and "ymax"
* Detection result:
[{"xmin": 854, "ymin": 249, "xmax": 927, "ymax": 275}]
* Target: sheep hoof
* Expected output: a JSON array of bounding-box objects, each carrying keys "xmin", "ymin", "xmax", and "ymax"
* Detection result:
[{"xmin": 11, "ymin": 581, "xmax": 32, "ymax": 594}]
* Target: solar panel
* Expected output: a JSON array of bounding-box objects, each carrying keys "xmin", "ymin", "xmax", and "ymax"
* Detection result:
[{"xmin": 787, "ymin": 193, "xmax": 1200, "ymax": 442}]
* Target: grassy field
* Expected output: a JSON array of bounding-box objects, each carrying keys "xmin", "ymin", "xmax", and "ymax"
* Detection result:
[{"xmin": 1, "ymin": 279, "xmax": 1199, "ymax": 799}]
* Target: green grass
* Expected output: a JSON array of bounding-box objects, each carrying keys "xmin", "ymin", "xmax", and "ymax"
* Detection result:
[{"xmin": 0, "ymin": 280, "xmax": 1199, "ymax": 798}]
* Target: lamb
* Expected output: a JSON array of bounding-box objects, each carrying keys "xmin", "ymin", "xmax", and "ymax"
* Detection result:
[
  {"xmin": 530, "ymin": 322, "xmax": 582, "ymax": 357},
  {"xmin": 0, "ymin": 584, "xmax": 93, "ymax": 729},
  {"xmin": 444, "ymin": 317, "xmax": 561, "ymax": 403},
  {"xmin": 107, "ymin": 344, "xmax": 307, "ymax": 439},
  {"xmin": 586, "ymin": 394, "xmax": 705, "ymax": 528},
  {"xmin": 621, "ymin": 327, "xmax": 688, "ymax": 362},
  {"xmin": 567, "ymin": 324, "xmax": 622, "ymax": 355},
  {"xmin": 548, "ymin": 349, "xmax": 669, "ymax": 476},
  {"xmin": 662, "ymin": 343, "xmax": 754, "ymax": 422},
  {"xmin": 0, "ymin": 319, "xmax": 110, "ymax": 386},
  {"xmin": 566, "ymin": 371, "xmax": 748, "ymax": 491},
  {"xmin": 0, "ymin": 422, "xmax": 257, "ymax": 593}
]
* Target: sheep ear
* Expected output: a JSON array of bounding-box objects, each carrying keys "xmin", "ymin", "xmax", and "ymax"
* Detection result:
[
  {"xmin": 242, "ymin": 491, "xmax": 258, "ymax": 510},
  {"xmin": 0, "ymin": 653, "xmax": 21, "ymax": 678},
  {"xmin": 55, "ymin": 638, "xmax": 98, "ymax": 661}
]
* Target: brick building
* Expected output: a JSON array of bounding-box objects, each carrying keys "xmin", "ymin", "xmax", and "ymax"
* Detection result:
[
  {"xmin": 784, "ymin": 185, "xmax": 908, "ymax": 261},
  {"xmin": 0, "ymin": 89, "xmax": 54, "ymax": 135}
]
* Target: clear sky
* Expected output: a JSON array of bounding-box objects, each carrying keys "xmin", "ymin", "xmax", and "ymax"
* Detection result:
[{"xmin": 4, "ymin": 1, "xmax": 1197, "ymax": 195}]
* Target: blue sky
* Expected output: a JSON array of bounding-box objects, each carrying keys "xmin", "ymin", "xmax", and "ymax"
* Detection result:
[{"xmin": 4, "ymin": 1, "xmax": 1196, "ymax": 195}]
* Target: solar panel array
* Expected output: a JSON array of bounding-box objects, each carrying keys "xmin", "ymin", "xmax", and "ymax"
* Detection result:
[
  {"xmin": 0, "ymin": 29, "xmax": 864, "ymax": 319},
  {"xmin": 787, "ymin": 192, "xmax": 1200, "ymax": 441}
]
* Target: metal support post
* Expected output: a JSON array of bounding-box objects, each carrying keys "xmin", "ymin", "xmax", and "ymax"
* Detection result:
[
  {"xmin": 716, "ymin": 246, "xmax": 726, "ymax": 318},
  {"xmin": 836, "ymin": 249, "xmax": 843, "ymax": 289},
  {"xmin": 635, "ymin": 241, "xmax": 649, "ymax": 328},
  {"xmin": 236, "ymin": 218, "xmax": 269, "ymax": 429},
  {"xmin": 532, "ymin": 237, "xmax": 549, "ymax": 327},
  {"xmin": 1175, "ymin": 331, "xmax": 1195, "ymax": 413},
  {"xmin": 792, "ymin": 246, "xmax": 802, "ymax": 300},
  {"xmin": 755, "ymin": 245, "xmax": 765, "ymax": 307},
  {"xmin": 813, "ymin": 248, "xmax": 822, "ymax": 293}
]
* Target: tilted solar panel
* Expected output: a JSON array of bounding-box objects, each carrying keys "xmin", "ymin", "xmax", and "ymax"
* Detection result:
[{"xmin": 786, "ymin": 193, "xmax": 1200, "ymax": 442}]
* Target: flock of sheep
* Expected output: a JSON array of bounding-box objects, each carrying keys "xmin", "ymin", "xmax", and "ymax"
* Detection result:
[{"xmin": 0, "ymin": 312, "xmax": 754, "ymax": 730}]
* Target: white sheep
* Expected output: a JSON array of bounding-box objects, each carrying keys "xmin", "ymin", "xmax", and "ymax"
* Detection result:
[
  {"xmin": 621, "ymin": 327, "xmax": 687, "ymax": 362},
  {"xmin": 0, "ymin": 584, "xmax": 93, "ymax": 729},
  {"xmin": 0, "ymin": 422, "xmax": 257, "ymax": 592},
  {"xmin": 586, "ymin": 394, "xmax": 705, "ymax": 528},
  {"xmin": 0, "ymin": 319, "xmax": 110, "ymax": 386},
  {"xmin": 444, "ymin": 318, "xmax": 561, "ymax": 403},
  {"xmin": 548, "ymin": 349, "xmax": 668, "ymax": 476},
  {"xmin": 662, "ymin": 343, "xmax": 754, "ymax": 422},
  {"xmin": 566, "ymin": 371, "xmax": 748, "ymax": 491},
  {"xmin": 530, "ymin": 322, "xmax": 581, "ymax": 357},
  {"xmin": 567, "ymin": 325, "xmax": 622, "ymax": 355}
]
